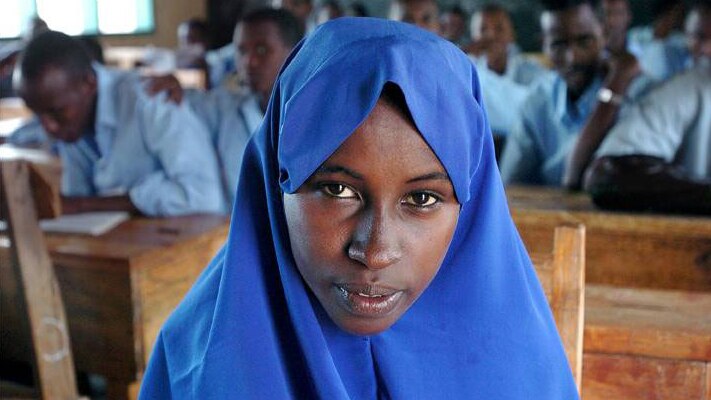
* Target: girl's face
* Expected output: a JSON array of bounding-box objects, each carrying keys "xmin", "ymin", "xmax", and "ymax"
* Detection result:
[{"xmin": 283, "ymin": 99, "xmax": 460, "ymax": 335}]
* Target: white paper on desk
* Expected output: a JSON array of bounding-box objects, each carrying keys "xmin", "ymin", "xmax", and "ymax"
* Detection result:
[{"xmin": 40, "ymin": 211, "xmax": 130, "ymax": 236}]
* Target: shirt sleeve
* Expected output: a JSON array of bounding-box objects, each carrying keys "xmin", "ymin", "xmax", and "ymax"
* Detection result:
[
  {"xmin": 7, "ymin": 118, "xmax": 49, "ymax": 147},
  {"xmin": 499, "ymin": 109, "xmax": 543, "ymax": 185},
  {"xmin": 128, "ymin": 93, "xmax": 226, "ymax": 216},
  {"xmin": 185, "ymin": 89, "xmax": 220, "ymax": 139},
  {"xmin": 597, "ymin": 74, "xmax": 696, "ymax": 163}
]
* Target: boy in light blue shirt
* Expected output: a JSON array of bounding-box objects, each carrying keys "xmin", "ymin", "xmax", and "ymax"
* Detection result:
[
  {"xmin": 12, "ymin": 31, "xmax": 225, "ymax": 216},
  {"xmin": 468, "ymin": 4, "xmax": 549, "ymax": 137}
]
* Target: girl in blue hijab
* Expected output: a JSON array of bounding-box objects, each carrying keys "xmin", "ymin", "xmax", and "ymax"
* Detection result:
[{"xmin": 140, "ymin": 17, "xmax": 578, "ymax": 399}]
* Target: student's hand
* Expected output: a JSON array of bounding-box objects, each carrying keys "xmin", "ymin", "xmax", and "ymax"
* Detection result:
[
  {"xmin": 466, "ymin": 39, "xmax": 490, "ymax": 57},
  {"xmin": 143, "ymin": 74, "xmax": 184, "ymax": 104},
  {"xmin": 604, "ymin": 52, "xmax": 641, "ymax": 94}
]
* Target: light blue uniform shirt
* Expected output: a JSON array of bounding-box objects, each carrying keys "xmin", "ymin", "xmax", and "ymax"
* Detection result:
[
  {"xmin": 472, "ymin": 48, "xmax": 550, "ymax": 136},
  {"xmin": 597, "ymin": 66, "xmax": 711, "ymax": 179},
  {"xmin": 500, "ymin": 72, "xmax": 654, "ymax": 186},
  {"xmin": 185, "ymin": 86, "xmax": 263, "ymax": 208},
  {"xmin": 10, "ymin": 65, "xmax": 225, "ymax": 216},
  {"xmin": 628, "ymin": 27, "xmax": 690, "ymax": 81},
  {"xmin": 205, "ymin": 44, "xmax": 237, "ymax": 88}
]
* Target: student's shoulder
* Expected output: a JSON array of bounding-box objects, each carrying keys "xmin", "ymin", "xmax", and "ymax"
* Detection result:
[{"xmin": 519, "ymin": 71, "xmax": 558, "ymax": 115}]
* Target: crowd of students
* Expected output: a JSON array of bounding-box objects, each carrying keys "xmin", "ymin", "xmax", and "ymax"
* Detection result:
[{"xmin": 3, "ymin": 0, "xmax": 710, "ymax": 216}]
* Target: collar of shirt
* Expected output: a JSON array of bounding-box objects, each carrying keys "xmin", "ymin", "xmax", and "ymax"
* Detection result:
[
  {"xmin": 553, "ymin": 73, "xmax": 603, "ymax": 128},
  {"xmin": 90, "ymin": 63, "xmax": 122, "ymax": 158}
]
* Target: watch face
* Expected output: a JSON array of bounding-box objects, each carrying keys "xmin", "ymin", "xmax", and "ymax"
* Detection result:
[
  {"xmin": 598, "ymin": 88, "xmax": 613, "ymax": 102},
  {"xmin": 598, "ymin": 88, "xmax": 622, "ymax": 105}
]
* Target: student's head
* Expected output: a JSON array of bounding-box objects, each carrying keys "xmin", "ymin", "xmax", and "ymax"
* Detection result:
[
  {"xmin": 391, "ymin": 0, "xmax": 440, "ymax": 34},
  {"xmin": 316, "ymin": 1, "xmax": 344, "ymax": 25},
  {"xmin": 685, "ymin": 1, "xmax": 711, "ymax": 64},
  {"xmin": 137, "ymin": 20, "xmax": 580, "ymax": 397},
  {"xmin": 283, "ymin": 83, "xmax": 460, "ymax": 335},
  {"xmin": 471, "ymin": 4, "xmax": 515, "ymax": 59},
  {"xmin": 440, "ymin": 6, "xmax": 467, "ymax": 42},
  {"xmin": 15, "ymin": 31, "xmax": 97, "ymax": 142},
  {"xmin": 234, "ymin": 8, "xmax": 303, "ymax": 107},
  {"xmin": 281, "ymin": 0, "xmax": 313, "ymax": 25},
  {"xmin": 651, "ymin": 0, "xmax": 685, "ymax": 38},
  {"xmin": 600, "ymin": 0, "xmax": 631, "ymax": 53},
  {"xmin": 177, "ymin": 18, "xmax": 209, "ymax": 50},
  {"xmin": 348, "ymin": 2, "xmax": 369, "ymax": 17},
  {"xmin": 541, "ymin": 0, "xmax": 604, "ymax": 100}
]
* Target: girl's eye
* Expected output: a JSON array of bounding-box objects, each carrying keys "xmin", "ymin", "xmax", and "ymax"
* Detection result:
[
  {"xmin": 321, "ymin": 183, "xmax": 357, "ymax": 199},
  {"xmin": 404, "ymin": 192, "xmax": 439, "ymax": 207}
]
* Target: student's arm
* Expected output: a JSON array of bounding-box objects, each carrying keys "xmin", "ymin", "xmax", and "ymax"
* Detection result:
[
  {"xmin": 128, "ymin": 93, "xmax": 225, "ymax": 216},
  {"xmin": 499, "ymin": 114, "xmax": 542, "ymax": 185},
  {"xmin": 61, "ymin": 195, "xmax": 140, "ymax": 215},
  {"xmin": 144, "ymin": 74, "xmax": 184, "ymax": 104},
  {"xmin": 562, "ymin": 52, "xmax": 641, "ymax": 190},
  {"xmin": 584, "ymin": 155, "xmax": 711, "ymax": 215}
]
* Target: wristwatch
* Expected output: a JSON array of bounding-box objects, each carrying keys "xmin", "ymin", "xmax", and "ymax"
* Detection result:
[{"xmin": 597, "ymin": 87, "xmax": 626, "ymax": 106}]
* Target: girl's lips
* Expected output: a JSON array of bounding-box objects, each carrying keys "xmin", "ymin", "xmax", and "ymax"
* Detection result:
[{"xmin": 334, "ymin": 284, "xmax": 404, "ymax": 318}]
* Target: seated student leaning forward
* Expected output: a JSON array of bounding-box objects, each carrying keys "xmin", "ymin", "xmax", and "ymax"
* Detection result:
[
  {"xmin": 139, "ymin": 18, "xmax": 578, "ymax": 398},
  {"xmin": 586, "ymin": 64, "xmax": 711, "ymax": 215},
  {"xmin": 12, "ymin": 31, "xmax": 225, "ymax": 216}
]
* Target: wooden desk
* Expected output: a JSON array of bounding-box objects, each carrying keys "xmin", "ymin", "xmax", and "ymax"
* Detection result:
[
  {"xmin": 583, "ymin": 284, "xmax": 711, "ymax": 399},
  {"xmin": 0, "ymin": 215, "xmax": 229, "ymax": 399},
  {"xmin": 507, "ymin": 185, "xmax": 711, "ymax": 291},
  {"xmin": 0, "ymin": 98, "xmax": 32, "ymax": 121}
]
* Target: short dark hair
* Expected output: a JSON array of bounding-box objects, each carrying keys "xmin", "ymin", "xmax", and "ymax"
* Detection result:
[
  {"xmin": 445, "ymin": 5, "xmax": 467, "ymax": 17},
  {"xmin": 478, "ymin": 3, "xmax": 510, "ymax": 15},
  {"xmin": 184, "ymin": 18, "xmax": 209, "ymax": 34},
  {"xmin": 540, "ymin": 0, "xmax": 598, "ymax": 13},
  {"xmin": 241, "ymin": 8, "xmax": 305, "ymax": 47},
  {"xmin": 19, "ymin": 31, "xmax": 93, "ymax": 84}
]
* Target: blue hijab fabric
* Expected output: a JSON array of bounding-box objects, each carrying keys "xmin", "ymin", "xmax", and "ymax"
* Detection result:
[{"xmin": 140, "ymin": 18, "xmax": 578, "ymax": 399}]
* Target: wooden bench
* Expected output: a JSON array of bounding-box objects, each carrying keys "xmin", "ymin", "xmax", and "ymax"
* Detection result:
[
  {"xmin": 583, "ymin": 284, "xmax": 711, "ymax": 399},
  {"xmin": 507, "ymin": 185, "xmax": 711, "ymax": 292}
]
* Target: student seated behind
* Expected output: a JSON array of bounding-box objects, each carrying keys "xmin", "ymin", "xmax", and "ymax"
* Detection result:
[
  {"xmin": 600, "ymin": 0, "xmax": 636, "ymax": 56},
  {"xmin": 390, "ymin": 0, "xmax": 441, "ymax": 35},
  {"xmin": 585, "ymin": 4, "xmax": 711, "ymax": 215},
  {"xmin": 467, "ymin": 4, "xmax": 549, "ymax": 137},
  {"xmin": 147, "ymin": 8, "xmax": 303, "ymax": 208},
  {"xmin": 627, "ymin": 0, "xmax": 689, "ymax": 81},
  {"xmin": 563, "ymin": 0, "xmax": 711, "ymax": 189},
  {"xmin": 11, "ymin": 31, "xmax": 225, "ymax": 216},
  {"xmin": 139, "ymin": 17, "xmax": 578, "ymax": 398},
  {"xmin": 499, "ymin": 0, "xmax": 651, "ymax": 187}
]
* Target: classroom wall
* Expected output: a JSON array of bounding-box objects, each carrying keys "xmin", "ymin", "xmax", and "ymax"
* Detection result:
[{"xmin": 100, "ymin": 0, "xmax": 206, "ymax": 49}]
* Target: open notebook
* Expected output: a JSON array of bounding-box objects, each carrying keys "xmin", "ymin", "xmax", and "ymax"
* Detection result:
[{"xmin": 40, "ymin": 211, "xmax": 130, "ymax": 236}]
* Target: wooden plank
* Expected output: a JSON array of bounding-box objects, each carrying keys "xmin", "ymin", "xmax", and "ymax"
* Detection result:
[
  {"xmin": 582, "ymin": 353, "xmax": 706, "ymax": 400},
  {"xmin": 530, "ymin": 225, "xmax": 585, "ymax": 389},
  {"xmin": 584, "ymin": 285, "xmax": 711, "ymax": 361},
  {"xmin": 0, "ymin": 160, "xmax": 78, "ymax": 399},
  {"xmin": 0, "ymin": 98, "xmax": 32, "ymax": 120},
  {"xmin": 133, "ymin": 222, "xmax": 227, "ymax": 367},
  {"xmin": 0, "ymin": 145, "xmax": 62, "ymax": 219},
  {"xmin": 508, "ymin": 185, "xmax": 711, "ymax": 291}
]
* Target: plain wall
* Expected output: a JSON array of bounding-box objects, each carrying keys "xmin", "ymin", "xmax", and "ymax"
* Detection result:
[{"xmin": 100, "ymin": 0, "xmax": 206, "ymax": 49}]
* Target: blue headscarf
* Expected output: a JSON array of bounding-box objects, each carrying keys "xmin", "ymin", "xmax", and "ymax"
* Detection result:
[{"xmin": 140, "ymin": 18, "xmax": 578, "ymax": 399}]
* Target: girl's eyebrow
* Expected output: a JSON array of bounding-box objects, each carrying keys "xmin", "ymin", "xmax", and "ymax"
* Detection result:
[
  {"xmin": 407, "ymin": 172, "xmax": 450, "ymax": 183},
  {"xmin": 315, "ymin": 165, "xmax": 363, "ymax": 180}
]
